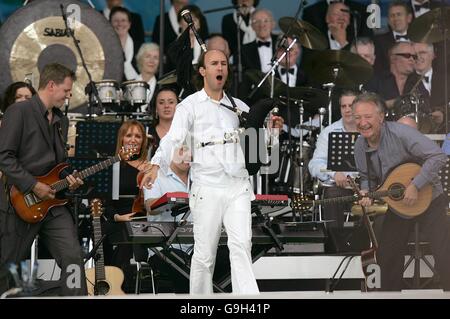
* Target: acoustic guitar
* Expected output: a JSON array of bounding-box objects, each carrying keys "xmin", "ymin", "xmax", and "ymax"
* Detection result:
[
  {"xmin": 10, "ymin": 146, "xmax": 137, "ymax": 223},
  {"xmin": 85, "ymin": 198, "xmax": 125, "ymax": 296},
  {"xmin": 292, "ymin": 163, "xmax": 433, "ymax": 219}
]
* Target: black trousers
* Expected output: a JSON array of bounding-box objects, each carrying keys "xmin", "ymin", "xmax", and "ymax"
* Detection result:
[
  {"xmin": 0, "ymin": 206, "xmax": 87, "ymax": 296},
  {"xmin": 377, "ymin": 193, "xmax": 450, "ymax": 291}
]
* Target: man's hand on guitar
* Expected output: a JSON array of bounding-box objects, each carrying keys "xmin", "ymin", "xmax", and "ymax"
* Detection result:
[
  {"xmin": 140, "ymin": 165, "xmax": 159, "ymax": 189},
  {"xmin": 403, "ymin": 183, "xmax": 418, "ymax": 206},
  {"xmin": 32, "ymin": 182, "xmax": 56, "ymax": 200},
  {"xmin": 358, "ymin": 190, "xmax": 373, "ymax": 207},
  {"xmin": 66, "ymin": 170, "xmax": 84, "ymax": 191},
  {"xmin": 334, "ymin": 172, "xmax": 349, "ymax": 188}
]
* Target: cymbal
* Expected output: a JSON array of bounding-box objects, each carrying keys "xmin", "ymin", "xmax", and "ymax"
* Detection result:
[
  {"xmin": 408, "ymin": 7, "xmax": 450, "ymax": 44},
  {"xmin": 245, "ymin": 69, "xmax": 328, "ymax": 108},
  {"xmin": 279, "ymin": 17, "xmax": 328, "ymax": 50},
  {"xmin": 157, "ymin": 70, "xmax": 177, "ymax": 85},
  {"xmin": 0, "ymin": 0, "xmax": 124, "ymax": 110},
  {"xmin": 279, "ymin": 86, "xmax": 328, "ymax": 108},
  {"xmin": 307, "ymin": 50, "xmax": 373, "ymax": 87}
]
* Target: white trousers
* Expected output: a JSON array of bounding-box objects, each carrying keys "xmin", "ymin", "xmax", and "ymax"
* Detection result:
[{"xmin": 189, "ymin": 179, "xmax": 259, "ymax": 295}]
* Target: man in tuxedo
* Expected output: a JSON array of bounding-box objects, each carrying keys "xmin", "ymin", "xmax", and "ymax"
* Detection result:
[
  {"xmin": 406, "ymin": 42, "xmax": 446, "ymax": 133},
  {"xmin": 241, "ymin": 8, "xmax": 278, "ymax": 73},
  {"xmin": 302, "ymin": 0, "xmax": 373, "ymax": 43},
  {"xmin": 373, "ymin": 1, "xmax": 413, "ymax": 74},
  {"xmin": 102, "ymin": 0, "xmax": 145, "ymax": 58},
  {"xmin": 408, "ymin": 0, "xmax": 450, "ymax": 18}
]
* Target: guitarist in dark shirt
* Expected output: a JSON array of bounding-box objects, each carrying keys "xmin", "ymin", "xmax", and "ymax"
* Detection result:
[
  {"xmin": 0, "ymin": 63, "xmax": 87, "ymax": 296},
  {"xmin": 353, "ymin": 92, "xmax": 450, "ymax": 291}
]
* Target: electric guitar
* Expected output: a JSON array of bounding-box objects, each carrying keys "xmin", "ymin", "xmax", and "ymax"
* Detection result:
[
  {"xmin": 10, "ymin": 146, "xmax": 137, "ymax": 223},
  {"xmin": 292, "ymin": 163, "xmax": 433, "ymax": 219},
  {"xmin": 85, "ymin": 198, "xmax": 125, "ymax": 296}
]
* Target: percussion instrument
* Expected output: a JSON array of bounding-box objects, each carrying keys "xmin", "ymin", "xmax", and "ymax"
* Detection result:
[
  {"xmin": 278, "ymin": 17, "xmax": 328, "ymax": 50},
  {"xmin": 121, "ymin": 80, "xmax": 150, "ymax": 107}
]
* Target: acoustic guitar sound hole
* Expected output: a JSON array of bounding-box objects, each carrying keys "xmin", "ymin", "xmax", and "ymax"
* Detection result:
[
  {"xmin": 95, "ymin": 281, "xmax": 111, "ymax": 295},
  {"xmin": 389, "ymin": 183, "xmax": 405, "ymax": 200}
]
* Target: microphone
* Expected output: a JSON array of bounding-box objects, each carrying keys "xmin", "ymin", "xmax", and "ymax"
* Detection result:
[{"xmin": 181, "ymin": 9, "xmax": 207, "ymax": 53}]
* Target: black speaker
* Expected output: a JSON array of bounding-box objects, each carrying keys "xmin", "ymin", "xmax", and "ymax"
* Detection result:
[{"xmin": 326, "ymin": 225, "xmax": 371, "ymax": 254}]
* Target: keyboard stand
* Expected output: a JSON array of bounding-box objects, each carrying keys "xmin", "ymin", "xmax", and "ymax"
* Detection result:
[{"xmin": 152, "ymin": 209, "xmax": 227, "ymax": 293}]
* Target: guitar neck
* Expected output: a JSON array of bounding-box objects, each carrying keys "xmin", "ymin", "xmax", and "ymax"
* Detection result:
[
  {"xmin": 50, "ymin": 155, "xmax": 121, "ymax": 192},
  {"xmin": 311, "ymin": 189, "xmax": 395, "ymax": 206},
  {"xmin": 92, "ymin": 216, "xmax": 106, "ymax": 282}
]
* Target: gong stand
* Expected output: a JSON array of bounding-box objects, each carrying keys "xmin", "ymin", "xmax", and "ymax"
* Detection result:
[{"xmin": 60, "ymin": 4, "xmax": 102, "ymax": 118}]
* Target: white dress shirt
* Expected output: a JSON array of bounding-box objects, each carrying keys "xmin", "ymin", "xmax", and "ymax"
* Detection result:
[
  {"xmin": 277, "ymin": 64, "xmax": 298, "ymax": 87},
  {"xmin": 123, "ymin": 34, "xmax": 139, "ymax": 80},
  {"xmin": 151, "ymin": 89, "xmax": 250, "ymax": 187},
  {"xmin": 257, "ymin": 37, "xmax": 273, "ymax": 73},
  {"xmin": 412, "ymin": 0, "xmax": 431, "ymax": 18},
  {"xmin": 308, "ymin": 118, "xmax": 358, "ymax": 182},
  {"xmin": 421, "ymin": 68, "xmax": 433, "ymax": 95}
]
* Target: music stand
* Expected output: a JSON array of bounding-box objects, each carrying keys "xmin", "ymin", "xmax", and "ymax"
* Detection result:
[
  {"xmin": 327, "ymin": 132, "xmax": 360, "ymax": 172},
  {"xmin": 67, "ymin": 158, "xmax": 113, "ymax": 198},
  {"xmin": 75, "ymin": 121, "xmax": 121, "ymax": 158}
]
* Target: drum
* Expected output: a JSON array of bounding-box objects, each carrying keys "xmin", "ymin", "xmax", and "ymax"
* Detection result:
[
  {"xmin": 273, "ymin": 139, "xmax": 314, "ymax": 194},
  {"xmin": 386, "ymin": 93, "xmax": 429, "ymax": 121},
  {"xmin": 94, "ymin": 80, "xmax": 120, "ymax": 107},
  {"xmin": 121, "ymin": 80, "xmax": 150, "ymax": 107}
]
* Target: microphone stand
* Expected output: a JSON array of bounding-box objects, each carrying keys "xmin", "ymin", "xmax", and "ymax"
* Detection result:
[
  {"xmin": 235, "ymin": 8, "xmax": 244, "ymax": 97},
  {"xmin": 60, "ymin": 4, "xmax": 102, "ymax": 119}
]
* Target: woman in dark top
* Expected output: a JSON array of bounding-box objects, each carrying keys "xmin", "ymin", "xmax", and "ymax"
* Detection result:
[
  {"xmin": 148, "ymin": 87, "xmax": 179, "ymax": 157},
  {"xmin": 103, "ymin": 120, "xmax": 151, "ymax": 287}
]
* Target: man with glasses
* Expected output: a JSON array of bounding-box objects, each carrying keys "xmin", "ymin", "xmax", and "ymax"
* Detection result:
[
  {"xmin": 241, "ymin": 8, "xmax": 278, "ymax": 74},
  {"xmin": 405, "ymin": 42, "xmax": 446, "ymax": 133},
  {"xmin": 365, "ymin": 42, "xmax": 419, "ymax": 110}
]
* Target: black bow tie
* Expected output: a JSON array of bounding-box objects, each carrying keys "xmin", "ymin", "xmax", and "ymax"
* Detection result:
[
  {"xmin": 395, "ymin": 34, "xmax": 408, "ymax": 41},
  {"xmin": 280, "ymin": 67, "xmax": 295, "ymax": 75},
  {"xmin": 257, "ymin": 40, "xmax": 271, "ymax": 48},
  {"xmin": 423, "ymin": 75, "xmax": 430, "ymax": 83},
  {"xmin": 414, "ymin": 1, "xmax": 430, "ymax": 11}
]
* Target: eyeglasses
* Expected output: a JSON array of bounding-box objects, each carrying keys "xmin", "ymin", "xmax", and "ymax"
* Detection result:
[
  {"xmin": 251, "ymin": 19, "xmax": 273, "ymax": 25},
  {"xmin": 393, "ymin": 53, "xmax": 418, "ymax": 60}
]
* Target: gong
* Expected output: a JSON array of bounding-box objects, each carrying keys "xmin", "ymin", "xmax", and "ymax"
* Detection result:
[{"xmin": 0, "ymin": 0, "xmax": 124, "ymax": 110}]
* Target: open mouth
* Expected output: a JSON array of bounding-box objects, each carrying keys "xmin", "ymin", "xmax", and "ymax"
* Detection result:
[{"xmin": 216, "ymin": 75, "xmax": 223, "ymax": 81}]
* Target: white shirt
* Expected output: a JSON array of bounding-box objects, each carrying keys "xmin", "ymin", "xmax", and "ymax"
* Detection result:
[
  {"xmin": 412, "ymin": 0, "xmax": 431, "ymax": 18},
  {"xmin": 308, "ymin": 118, "xmax": 358, "ymax": 182},
  {"xmin": 103, "ymin": 8, "xmax": 111, "ymax": 20},
  {"xmin": 393, "ymin": 31, "xmax": 409, "ymax": 42},
  {"xmin": 135, "ymin": 74, "xmax": 157, "ymax": 113},
  {"xmin": 151, "ymin": 89, "xmax": 251, "ymax": 187},
  {"xmin": 256, "ymin": 38, "xmax": 273, "ymax": 73},
  {"xmin": 168, "ymin": 5, "xmax": 181, "ymax": 37},
  {"xmin": 277, "ymin": 64, "xmax": 298, "ymax": 87},
  {"xmin": 123, "ymin": 34, "xmax": 139, "ymax": 80},
  {"xmin": 421, "ymin": 68, "xmax": 433, "ymax": 94},
  {"xmin": 143, "ymin": 167, "xmax": 192, "ymax": 254},
  {"xmin": 328, "ymin": 30, "xmax": 346, "ymax": 50}
]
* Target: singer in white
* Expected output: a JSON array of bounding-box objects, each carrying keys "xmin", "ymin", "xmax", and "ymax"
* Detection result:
[{"xmin": 141, "ymin": 49, "xmax": 260, "ymax": 295}]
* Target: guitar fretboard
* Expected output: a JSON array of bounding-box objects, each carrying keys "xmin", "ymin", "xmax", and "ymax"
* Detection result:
[
  {"xmin": 50, "ymin": 155, "xmax": 120, "ymax": 192},
  {"xmin": 92, "ymin": 216, "xmax": 106, "ymax": 282}
]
